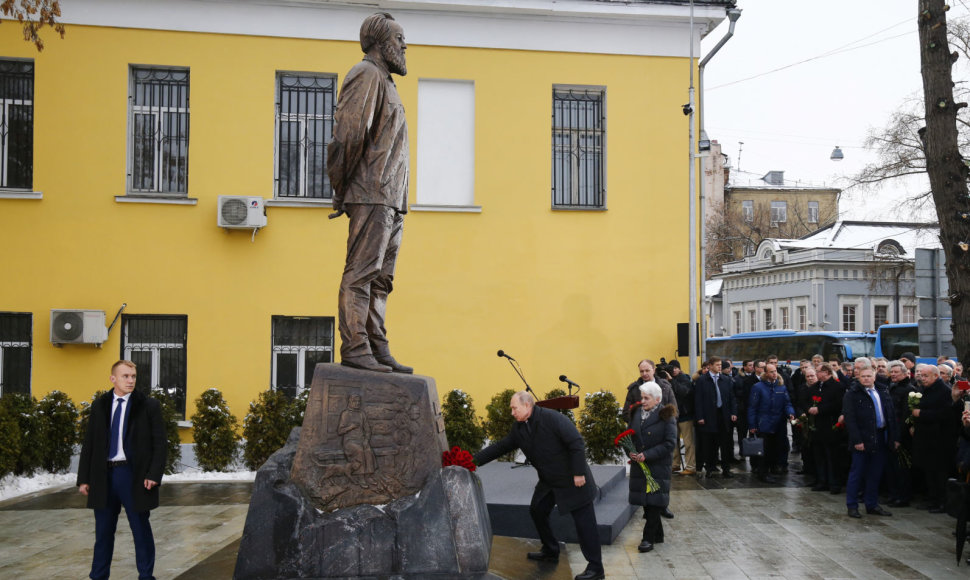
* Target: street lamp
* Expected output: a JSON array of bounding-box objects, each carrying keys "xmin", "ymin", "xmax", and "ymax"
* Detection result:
[{"xmin": 830, "ymin": 146, "xmax": 844, "ymax": 161}]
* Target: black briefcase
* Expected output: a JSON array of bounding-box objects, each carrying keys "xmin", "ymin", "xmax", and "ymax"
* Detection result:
[{"xmin": 740, "ymin": 434, "xmax": 764, "ymax": 457}]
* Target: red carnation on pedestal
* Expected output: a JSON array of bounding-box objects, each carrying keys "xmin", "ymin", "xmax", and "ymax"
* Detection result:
[{"xmin": 442, "ymin": 446, "xmax": 477, "ymax": 472}]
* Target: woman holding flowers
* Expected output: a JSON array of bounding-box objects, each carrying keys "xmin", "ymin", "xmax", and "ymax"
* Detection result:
[{"xmin": 627, "ymin": 381, "xmax": 677, "ymax": 553}]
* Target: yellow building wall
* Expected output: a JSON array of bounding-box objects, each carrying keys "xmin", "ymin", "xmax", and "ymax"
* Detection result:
[{"xmin": 0, "ymin": 24, "xmax": 694, "ymax": 435}]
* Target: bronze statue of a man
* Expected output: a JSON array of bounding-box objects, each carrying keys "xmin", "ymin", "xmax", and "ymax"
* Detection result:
[{"xmin": 327, "ymin": 12, "xmax": 411, "ymax": 374}]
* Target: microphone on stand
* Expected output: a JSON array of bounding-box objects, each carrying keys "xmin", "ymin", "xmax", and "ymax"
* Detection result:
[
  {"xmin": 497, "ymin": 350, "xmax": 516, "ymax": 361},
  {"xmin": 558, "ymin": 375, "xmax": 581, "ymax": 395}
]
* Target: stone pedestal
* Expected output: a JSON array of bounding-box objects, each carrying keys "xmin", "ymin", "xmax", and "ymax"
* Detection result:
[{"xmin": 234, "ymin": 364, "xmax": 492, "ymax": 579}]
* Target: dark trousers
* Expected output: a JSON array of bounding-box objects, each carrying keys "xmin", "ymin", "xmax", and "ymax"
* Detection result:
[
  {"xmin": 812, "ymin": 441, "xmax": 842, "ymax": 490},
  {"xmin": 846, "ymin": 431, "xmax": 888, "ymax": 510},
  {"xmin": 90, "ymin": 464, "xmax": 155, "ymax": 580},
  {"xmin": 886, "ymin": 447, "xmax": 913, "ymax": 502},
  {"xmin": 530, "ymin": 489, "xmax": 602, "ymax": 572},
  {"xmin": 924, "ymin": 463, "xmax": 949, "ymax": 508},
  {"xmin": 642, "ymin": 506, "xmax": 664, "ymax": 543},
  {"xmin": 337, "ymin": 204, "xmax": 403, "ymax": 360},
  {"xmin": 699, "ymin": 413, "xmax": 733, "ymax": 472},
  {"xmin": 755, "ymin": 432, "xmax": 781, "ymax": 478}
]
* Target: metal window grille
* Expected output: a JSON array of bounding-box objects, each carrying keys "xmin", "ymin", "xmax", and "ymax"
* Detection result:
[
  {"xmin": 129, "ymin": 67, "xmax": 189, "ymax": 194},
  {"xmin": 552, "ymin": 88, "xmax": 605, "ymax": 208},
  {"xmin": 271, "ymin": 315, "xmax": 334, "ymax": 398},
  {"xmin": 0, "ymin": 312, "xmax": 31, "ymax": 395},
  {"xmin": 121, "ymin": 315, "xmax": 187, "ymax": 419},
  {"xmin": 275, "ymin": 74, "xmax": 336, "ymax": 199},
  {"xmin": 0, "ymin": 60, "xmax": 33, "ymax": 189}
]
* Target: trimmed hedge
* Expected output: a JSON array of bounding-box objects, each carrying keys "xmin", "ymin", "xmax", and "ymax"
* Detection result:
[
  {"xmin": 441, "ymin": 389, "xmax": 485, "ymax": 454},
  {"xmin": 191, "ymin": 388, "xmax": 240, "ymax": 472},
  {"xmin": 0, "ymin": 403, "xmax": 21, "ymax": 479},
  {"xmin": 242, "ymin": 389, "xmax": 302, "ymax": 471},
  {"xmin": 578, "ymin": 391, "xmax": 625, "ymax": 464},
  {"xmin": 0, "ymin": 393, "xmax": 45, "ymax": 476},
  {"xmin": 37, "ymin": 390, "xmax": 79, "ymax": 474},
  {"xmin": 150, "ymin": 388, "xmax": 183, "ymax": 475}
]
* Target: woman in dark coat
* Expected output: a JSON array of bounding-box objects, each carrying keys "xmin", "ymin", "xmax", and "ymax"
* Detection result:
[
  {"xmin": 627, "ymin": 381, "xmax": 678, "ymax": 553},
  {"xmin": 809, "ymin": 363, "xmax": 846, "ymax": 493}
]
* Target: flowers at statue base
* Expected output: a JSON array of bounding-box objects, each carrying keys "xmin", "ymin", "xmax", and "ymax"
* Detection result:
[
  {"xmin": 442, "ymin": 446, "xmax": 476, "ymax": 472},
  {"xmin": 614, "ymin": 429, "xmax": 659, "ymax": 493},
  {"xmin": 904, "ymin": 392, "xmax": 923, "ymax": 426}
]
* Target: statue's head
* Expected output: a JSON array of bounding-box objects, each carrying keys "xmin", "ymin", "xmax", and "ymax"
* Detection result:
[{"xmin": 360, "ymin": 12, "xmax": 407, "ymax": 76}]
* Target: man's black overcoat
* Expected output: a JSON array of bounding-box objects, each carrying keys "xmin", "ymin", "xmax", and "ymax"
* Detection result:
[
  {"xmin": 474, "ymin": 405, "xmax": 597, "ymax": 513},
  {"xmin": 77, "ymin": 389, "xmax": 166, "ymax": 512}
]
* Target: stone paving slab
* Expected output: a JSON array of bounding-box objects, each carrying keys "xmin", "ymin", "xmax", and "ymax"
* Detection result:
[{"xmin": 1, "ymin": 465, "xmax": 969, "ymax": 579}]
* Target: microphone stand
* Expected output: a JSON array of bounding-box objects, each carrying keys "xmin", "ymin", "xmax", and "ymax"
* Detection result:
[{"xmin": 498, "ymin": 353, "xmax": 536, "ymax": 469}]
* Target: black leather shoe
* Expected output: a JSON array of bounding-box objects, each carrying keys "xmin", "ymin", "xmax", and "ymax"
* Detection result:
[
  {"xmin": 341, "ymin": 356, "xmax": 392, "ymax": 373},
  {"xmin": 661, "ymin": 507, "xmax": 674, "ymax": 519},
  {"xmin": 374, "ymin": 354, "xmax": 414, "ymax": 374},
  {"xmin": 847, "ymin": 508, "xmax": 861, "ymax": 518},
  {"xmin": 575, "ymin": 568, "xmax": 606, "ymax": 580},
  {"xmin": 867, "ymin": 506, "xmax": 892, "ymax": 516},
  {"xmin": 527, "ymin": 551, "xmax": 559, "ymax": 562},
  {"xmin": 637, "ymin": 540, "xmax": 654, "ymax": 553}
]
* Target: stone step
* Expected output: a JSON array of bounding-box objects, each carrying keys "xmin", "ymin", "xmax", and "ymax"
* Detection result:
[{"xmin": 476, "ymin": 462, "xmax": 637, "ymax": 545}]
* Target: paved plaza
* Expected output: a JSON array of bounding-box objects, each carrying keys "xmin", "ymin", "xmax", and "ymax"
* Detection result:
[{"xmin": 0, "ymin": 467, "xmax": 967, "ymax": 579}]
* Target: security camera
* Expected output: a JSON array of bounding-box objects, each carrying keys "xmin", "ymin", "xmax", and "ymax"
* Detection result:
[{"xmin": 682, "ymin": 103, "xmax": 693, "ymax": 116}]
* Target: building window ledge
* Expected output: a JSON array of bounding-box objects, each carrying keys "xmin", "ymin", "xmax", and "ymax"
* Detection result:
[
  {"xmin": 116, "ymin": 195, "xmax": 198, "ymax": 205},
  {"xmin": 410, "ymin": 204, "xmax": 482, "ymax": 213},
  {"xmin": 0, "ymin": 189, "xmax": 42, "ymax": 199},
  {"xmin": 265, "ymin": 198, "xmax": 334, "ymax": 208},
  {"xmin": 552, "ymin": 206, "xmax": 607, "ymax": 212}
]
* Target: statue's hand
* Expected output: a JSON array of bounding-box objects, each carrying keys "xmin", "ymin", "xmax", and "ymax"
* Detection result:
[{"xmin": 328, "ymin": 210, "xmax": 345, "ymax": 219}]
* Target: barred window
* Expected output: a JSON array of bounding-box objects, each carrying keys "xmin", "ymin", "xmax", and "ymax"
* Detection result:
[
  {"xmin": 272, "ymin": 315, "xmax": 334, "ymax": 398},
  {"xmin": 552, "ymin": 87, "xmax": 605, "ymax": 209},
  {"xmin": 0, "ymin": 312, "xmax": 31, "ymax": 395},
  {"xmin": 275, "ymin": 73, "xmax": 336, "ymax": 199},
  {"xmin": 122, "ymin": 315, "xmax": 187, "ymax": 419},
  {"xmin": 129, "ymin": 67, "xmax": 189, "ymax": 194},
  {"xmin": 0, "ymin": 60, "xmax": 33, "ymax": 189}
]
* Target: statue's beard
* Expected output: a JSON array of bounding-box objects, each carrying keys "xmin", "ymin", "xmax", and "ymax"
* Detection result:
[{"xmin": 382, "ymin": 41, "xmax": 407, "ymax": 76}]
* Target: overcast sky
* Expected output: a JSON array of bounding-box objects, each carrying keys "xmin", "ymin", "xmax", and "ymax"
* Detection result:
[{"xmin": 699, "ymin": 0, "xmax": 970, "ymax": 221}]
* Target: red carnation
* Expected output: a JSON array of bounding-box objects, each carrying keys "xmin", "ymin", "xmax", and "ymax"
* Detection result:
[
  {"xmin": 442, "ymin": 445, "xmax": 476, "ymax": 472},
  {"xmin": 614, "ymin": 428, "xmax": 636, "ymax": 446}
]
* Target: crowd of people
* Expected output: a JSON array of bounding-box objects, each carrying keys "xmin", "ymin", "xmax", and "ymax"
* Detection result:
[{"xmin": 621, "ymin": 353, "xmax": 970, "ymax": 536}]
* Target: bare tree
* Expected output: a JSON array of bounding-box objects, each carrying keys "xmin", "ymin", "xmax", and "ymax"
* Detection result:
[
  {"xmin": 918, "ymin": 0, "xmax": 970, "ymax": 364},
  {"xmin": 1, "ymin": 0, "xmax": 64, "ymax": 51},
  {"xmin": 705, "ymin": 199, "xmax": 837, "ymax": 276}
]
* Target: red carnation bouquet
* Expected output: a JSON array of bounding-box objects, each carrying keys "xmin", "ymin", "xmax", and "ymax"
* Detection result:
[
  {"xmin": 442, "ymin": 446, "xmax": 477, "ymax": 472},
  {"xmin": 614, "ymin": 429, "xmax": 659, "ymax": 493}
]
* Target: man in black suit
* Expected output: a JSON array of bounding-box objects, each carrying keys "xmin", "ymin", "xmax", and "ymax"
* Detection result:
[
  {"xmin": 78, "ymin": 360, "xmax": 166, "ymax": 580},
  {"xmin": 474, "ymin": 391, "xmax": 604, "ymax": 580},
  {"xmin": 911, "ymin": 364, "xmax": 958, "ymax": 512},
  {"xmin": 694, "ymin": 356, "xmax": 737, "ymax": 478}
]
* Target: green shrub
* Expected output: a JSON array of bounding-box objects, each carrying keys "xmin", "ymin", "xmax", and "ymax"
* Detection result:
[
  {"xmin": 242, "ymin": 389, "xmax": 301, "ymax": 471},
  {"xmin": 151, "ymin": 388, "xmax": 183, "ymax": 475},
  {"xmin": 483, "ymin": 388, "xmax": 516, "ymax": 461},
  {"xmin": 0, "ymin": 403, "xmax": 21, "ymax": 479},
  {"xmin": 0, "ymin": 393, "xmax": 45, "ymax": 476},
  {"xmin": 578, "ymin": 391, "xmax": 625, "ymax": 464},
  {"xmin": 37, "ymin": 391, "xmax": 79, "ymax": 474},
  {"xmin": 442, "ymin": 389, "xmax": 486, "ymax": 454},
  {"xmin": 76, "ymin": 390, "xmax": 108, "ymax": 446},
  {"xmin": 544, "ymin": 388, "xmax": 576, "ymax": 423},
  {"xmin": 191, "ymin": 388, "xmax": 241, "ymax": 472}
]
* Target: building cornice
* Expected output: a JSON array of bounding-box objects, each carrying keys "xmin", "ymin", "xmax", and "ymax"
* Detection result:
[{"xmin": 60, "ymin": 0, "xmax": 728, "ymax": 57}]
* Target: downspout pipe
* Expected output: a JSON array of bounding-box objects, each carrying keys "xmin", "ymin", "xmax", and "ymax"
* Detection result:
[{"xmin": 697, "ymin": 7, "xmax": 741, "ymax": 360}]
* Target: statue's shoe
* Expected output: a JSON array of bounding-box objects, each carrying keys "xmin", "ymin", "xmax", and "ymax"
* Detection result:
[{"xmin": 341, "ymin": 356, "xmax": 392, "ymax": 373}]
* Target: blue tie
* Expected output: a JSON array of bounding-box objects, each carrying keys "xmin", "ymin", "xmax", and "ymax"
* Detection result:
[
  {"xmin": 714, "ymin": 375, "xmax": 722, "ymax": 408},
  {"xmin": 109, "ymin": 398, "xmax": 125, "ymax": 458},
  {"xmin": 867, "ymin": 389, "xmax": 884, "ymax": 429}
]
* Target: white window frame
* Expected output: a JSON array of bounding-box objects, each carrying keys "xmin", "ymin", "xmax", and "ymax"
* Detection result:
[
  {"xmin": 902, "ymin": 304, "xmax": 917, "ymax": 324},
  {"xmin": 0, "ymin": 312, "xmax": 31, "ymax": 396},
  {"xmin": 732, "ymin": 309, "xmax": 742, "ymax": 335},
  {"xmin": 271, "ymin": 316, "xmax": 334, "ymax": 397},
  {"xmin": 741, "ymin": 200, "xmax": 753, "ymax": 222},
  {"xmin": 274, "ymin": 72, "xmax": 336, "ymax": 200},
  {"xmin": 552, "ymin": 85, "xmax": 606, "ymax": 209},
  {"xmin": 796, "ymin": 305, "xmax": 807, "ymax": 331},
  {"xmin": 748, "ymin": 309, "xmax": 757, "ymax": 332},
  {"xmin": 763, "ymin": 307, "xmax": 773, "ymax": 330},
  {"xmin": 839, "ymin": 296, "xmax": 863, "ymax": 332},
  {"xmin": 871, "ymin": 299, "xmax": 893, "ymax": 329},
  {"xmin": 807, "ymin": 201, "xmax": 819, "ymax": 224},
  {"xmin": 127, "ymin": 66, "xmax": 190, "ymax": 195},
  {"xmin": 770, "ymin": 200, "xmax": 787, "ymax": 224},
  {"xmin": 780, "ymin": 306, "xmax": 790, "ymax": 330}
]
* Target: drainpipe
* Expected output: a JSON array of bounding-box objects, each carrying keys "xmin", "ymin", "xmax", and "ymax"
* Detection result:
[{"xmin": 697, "ymin": 7, "xmax": 741, "ymax": 361}]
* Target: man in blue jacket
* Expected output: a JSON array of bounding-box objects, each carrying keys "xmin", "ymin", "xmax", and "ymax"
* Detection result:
[
  {"xmin": 747, "ymin": 363, "xmax": 795, "ymax": 483},
  {"xmin": 843, "ymin": 367, "xmax": 899, "ymax": 518}
]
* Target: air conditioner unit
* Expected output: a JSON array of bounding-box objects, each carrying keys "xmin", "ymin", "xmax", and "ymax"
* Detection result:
[
  {"xmin": 218, "ymin": 196, "xmax": 267, "ymax": 229},
  {"xmin": 50, "ymin": 309, "xmax": 109, "ymax": 346}
]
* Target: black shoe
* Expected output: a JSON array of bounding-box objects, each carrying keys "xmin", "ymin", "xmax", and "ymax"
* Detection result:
[
  {"xmin": 527, "ymin": 551, "xmax": 559, "ymax": 562},
  {"xmin": 661, "ymin": 507, "xmax": 674, "ymax": 519},
  {"xmin": 637, "ymin": 540, "xmax": 654, "ymax": 553},
  {"xmin": 575, "ymin": 568, "xmax": 606, "ymax": 580},
  {"xmin": 847, "ymin": 508, "xmax": 861, "ymax": 518},
  {"xmin": 374, "ymin": 354, "xmax": 414, "ymax": 374},
  {"xmin": 722, "ymin": 470, "xmax": 734, "ymax": 479},
  {"xmin": 867, "ymin": 506, "xmax": 892, "ymax": 516},
  {"xmin": 706, "ymin": 470, "xmax": 718, "ymax": 479},
  {"xmin": 929, "ymin": 505, "xmax": 947, "ymax": 514}
]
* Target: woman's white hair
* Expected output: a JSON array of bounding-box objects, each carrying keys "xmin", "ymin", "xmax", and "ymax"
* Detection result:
[{"xmin": 638, "ymin": 380, "xmax": 662, "ymax": 400}]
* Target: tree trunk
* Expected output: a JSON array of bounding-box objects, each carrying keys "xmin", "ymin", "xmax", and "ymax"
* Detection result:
[{"xmin": 919, "ymin": 0, "xmax": 970, "ymax": 364}]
